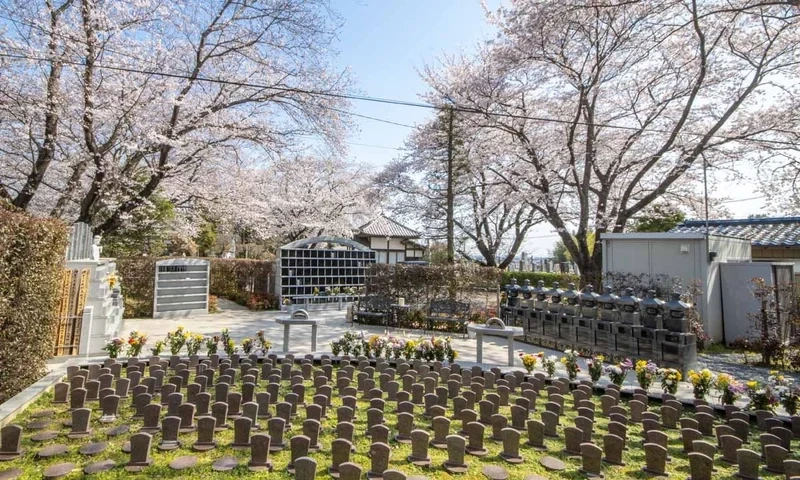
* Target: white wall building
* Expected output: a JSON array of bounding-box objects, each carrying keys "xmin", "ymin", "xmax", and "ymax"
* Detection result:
[
  {"xmin": 353, "ymin": 215, "xmax": 426, "ymax": 264},
  {"xmin": 601, "ymin": 232, "xmax": 751, "ymax": 341}
]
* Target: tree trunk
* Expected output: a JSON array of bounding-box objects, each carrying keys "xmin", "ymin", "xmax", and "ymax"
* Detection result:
[{"xmin": 13, "ymin": 0, "xmax": 72, "ymax": 209}]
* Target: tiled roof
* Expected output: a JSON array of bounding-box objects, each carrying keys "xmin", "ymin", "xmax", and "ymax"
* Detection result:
[
  {"xmin": 670, "ymin": 217, "xmax": 800, "ymax": 246},
  {"xmin": 355, "ymin": 215, "xmax": 419, "ymax": 238}
]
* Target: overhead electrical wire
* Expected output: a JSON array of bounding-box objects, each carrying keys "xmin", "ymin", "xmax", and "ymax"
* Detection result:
[{"xmin": 0, "ymin": 51, "xmax": 797, "ymax": 148}]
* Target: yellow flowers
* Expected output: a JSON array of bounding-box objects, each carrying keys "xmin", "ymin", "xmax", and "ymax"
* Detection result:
[
  {"xmin": 559, "ymin": 357, "xmax": 567, "ymax": 364},
  {"xmin": 596, "ymin": 355, "xmax": 605, "ymax": 363},
  {"xmin": 688, "ymin": 369, "xmax": 715, "ymax": 399},
  {"xmin": 520, "ymin": 353, "xmax": 538, "ymax": 373}
]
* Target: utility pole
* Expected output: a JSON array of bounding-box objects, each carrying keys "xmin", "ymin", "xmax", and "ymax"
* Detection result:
[{"xmin": 445, "ymin": 105, "xmax": 455, "ymax": 264}]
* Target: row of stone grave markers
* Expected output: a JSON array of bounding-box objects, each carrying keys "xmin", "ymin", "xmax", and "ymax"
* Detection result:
[{"xmin": 0, "ymin": 352, "xmax": 798, "ymax": 480}]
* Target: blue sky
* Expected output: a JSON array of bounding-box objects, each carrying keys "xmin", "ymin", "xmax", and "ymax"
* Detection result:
[
  {"xmin": 332, "ymin": 0, "xmax": 500, "ymax": 166},
  {"xmin": 330, "ymin": 0, "xmax": 766, "ymax": 255}
]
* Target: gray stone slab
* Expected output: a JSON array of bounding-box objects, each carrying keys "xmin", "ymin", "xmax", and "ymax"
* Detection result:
[
  {"xmin": 79, "ymin": 442, "xmax": 108, "ymax": 456},
  {"xmin": 30, "ymin": 431, "xmax": 58, "ymax": 442},
  {"xmin": 37, "ymin": 444, "xmax": 68, "ymax": 458},
  {"xmin": 43, "ymin": 463, "xmax": 76, "ymax": 479},
  {"xmin": 540, "ymin": 456, "xmax": 566, "ymax": 471},
  {"xmin": 0, "ymin": 469, "xmax": 22, "ymax": 480},
  {"xmin": 170, "ymin": 456, "xmax": 199, "ymax": 470},
  {"xmin": 212, "ymin": 455, "xmax": 239, "ymax": 471},
  {"xmin": 483, "ymin": 465, "xmax": 509, "ymax": 480},
  {"xmin": 83, "ymin": 459, "xmax": 116, "ymax": 474}
]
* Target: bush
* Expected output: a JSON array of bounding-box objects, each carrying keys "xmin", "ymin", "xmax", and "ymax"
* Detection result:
[
  {"xmin": 116, "ymin": 257, "xmax": 157, "ymax": 318},
  {"xmin": 117, "ymin": 257, "xmax": 276, "ymax": 318},
  {"xmin": 0, "ymin": 202, "xmax": 69, "ymax": 403},
  {"xmin": 501, "ymin": 271, "xmax": 580, "ymax": 288},
  {"xmin": 367, "ymin": 263, "xmax": 501, "ymax": 306}
]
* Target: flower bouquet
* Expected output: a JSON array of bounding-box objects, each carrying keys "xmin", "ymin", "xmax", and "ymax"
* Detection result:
[
  {"xmin": 185, "ymin": 333, "xmax": 204, "ymax": 356},
  {"xmin": 658, "ymin": 368, "xmax": 681, "ymax": 395},
  {"xmin": 255, "ymin": 330, "xmax": 272, "ymax": 355},
  {"xmin": 542, "ymin": 355, "xmax": 558, "ymax": 378},
  {"xmin": 205, "ymin": 336, "xmax": 219, "ymax": 355},
  {"xmin": 604, "ymin": 358, "xmax": 633, "ymax": 386},
  {"xmin": 166, "ymin": 326, "xmax": 188, "ymax": 355},
  {"xmin": 103, "ymin": 337, "xmax": 125, "ymax": 359},
  {"xmin": 714, "ymin": 373, "xmax": 745, "ymax": 405},
  {"xmin": 586, "ymin": 355, "xmax": 604, "ymax": 382},
  {"xmin": 561, "ymin": 349, "xmax": 580, "ymax": 381},
  {"xmin": 150, "ymin": 340, "xmax": 165, "ymax": 356},
  {"xmin": 780, "ymin": 383, "xmax": 800, "ymax": 415},
  {"xmin": 126, "ymin": 331, "xmax": 148, "ymax": 357},
  {"xmin": 688, "ymin": 369, "xmax": 715, "ymax": 400},
  {"xmin": 519, "ymin": 353, "xmax": 539, "ymax": 373},
  {"xmin": 746, "ymin": 379, "xmax": 780, "ymax": 411},
  {"xmin": 635, "ymin": 359, "xmax": 658, "ymax": 391},
  {"xmin": 241, "ymin": 338, "xmax": 254, "ymax": 355}
]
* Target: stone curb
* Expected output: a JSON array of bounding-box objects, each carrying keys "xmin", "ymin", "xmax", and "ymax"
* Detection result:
[{"xmin": 0, "ymin": 356, "xmax": 107, "ymax": 428}]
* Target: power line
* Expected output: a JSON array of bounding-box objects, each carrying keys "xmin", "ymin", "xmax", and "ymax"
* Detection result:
[
  {"xmin": 0, "ymin": 51, "xmax": 798, "ymax": 147},
  {"xmin": 719, "ymin": 195, "xmax": 767, "ymax": 203}
]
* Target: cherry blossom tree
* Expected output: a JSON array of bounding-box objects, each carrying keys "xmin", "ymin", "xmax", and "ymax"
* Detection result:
[
  {"xmin": 229, "ymin": 155, "xmax": 376, "ymax": 243},
  {"xmin": 422, "ymin": 0, "xmax": 800, "ymax": 284},
  {"xmin": 0, "ymin": 0, "xmax": 352, "ymax": 235},
  {"xmin": 378, "ymin": 110, "xmax": 540, "ymax": 268}
]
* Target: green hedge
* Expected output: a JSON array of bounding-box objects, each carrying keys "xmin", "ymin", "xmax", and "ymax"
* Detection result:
[
  {"xmin": 501, "ymin": 271, "xmax": 580, "ymax": 288},
  {"xmin": 366, "ymin": 263, "xmax": 502, "ymax": 305},
  {"xmin": 0, "ymin": 202, "xmax": 69, "ymax": 403},
  {"xmin": 116, "ymin": 257, "xmax": 157, "ymax": 318},
  {"xmin": 116, "ymin": 257, "xmax": 276, "ymax": 318}
]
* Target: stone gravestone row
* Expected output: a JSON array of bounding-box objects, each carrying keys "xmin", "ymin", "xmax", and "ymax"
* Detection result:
[{"xmin": 0, "ymin": 354, "xmax": 785, "ymax": 480}]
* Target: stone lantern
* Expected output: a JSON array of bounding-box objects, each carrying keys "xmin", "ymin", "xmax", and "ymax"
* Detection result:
[
  {"xmin": 579, "ymin": 285, "xmax": 599, "ymax": 319},
  {"xmin": 597, "ymin": 285, "xmax": 619, "ymax": 322},
  {"xmin": 546, "ymin": 282, "xmax": 564, "ymax": 314},
  {"xmin": 505, "ymin": 278, "xmax": 520, "ymax": 307},
  {"xmin": 562, "ymin": 283, "xmax": 580, "ymax": 317},
  {"xmin": 519, "ymin": 279, "xmax": 534, "ymax": 307},
  {"xmin": 533, "ymin": 280, "xmax": 548, "ymax": 311},
  {"xmin": 616, "ymin": 288, "xmax": 641, "ymax": 325},
  {"xmin": 663, "ymin": 292, "xmax": 691, "ymax": 333},
  {"xmin": 639, "ymin": 290, "xmax": 665, "ymax": 330},
  {"xmin": 574, "ymin": 285, "xmax": 598, "ymax": 348}
]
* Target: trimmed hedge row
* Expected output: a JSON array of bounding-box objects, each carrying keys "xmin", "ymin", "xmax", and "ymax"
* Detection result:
[
  {"xmin": 0, "ymin": 202, "xmax": 69, "ymax": 403},
  {"xmin": 500, "ymin": 271, "xmax": 580, "ymax": 288},
  {"xmin": 366, "ymin": 263, "xmax": 502, "ymax": 304},
  {"xmin": 116, "ymin": 257, "xmax": 276, "ymax": 318}
]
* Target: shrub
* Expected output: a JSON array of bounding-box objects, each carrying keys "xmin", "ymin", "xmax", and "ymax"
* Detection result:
[
  {"xmin": 501, "ymin": 271, "xmax": 580, "ymax": 288},
  {"xmin": 0, "ymin": 202, "xmax": 69, "ymax": 403},
  {"xmin": 367, "ymin": 263, "xmax": 501, "ymax": 306}
]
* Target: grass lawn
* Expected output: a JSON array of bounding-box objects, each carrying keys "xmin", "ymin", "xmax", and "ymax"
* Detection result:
[{"xmin": 0, "ymin": 360, "xmax": 795, "ymax": 480}]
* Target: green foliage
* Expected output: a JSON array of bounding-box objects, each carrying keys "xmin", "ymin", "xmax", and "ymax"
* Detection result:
[
  {"xmin": 551, "ymin": 240, "xmax": 570, "ymax": 262},
  {"xmin": 550, "ymin": 232, "xmax": 595, "ymax": 262},
  {"xmin": 194, "ymin": 220, "xmax": 217, "ymax": 257},
  {"xmin": 116, "ymin": 257, "xmax": 276, "ymax": 318},
  {"xmin": 631, "ymin": 204, "xmax": 686, "ymax": 232},
  {"xmin": 501, "ymin": 271, "xmax": 581, "ymax": 288},
  {"xmin": 367, "ymin": 263, "xmax": 501, "ymax": 304},
  {"xmin": 102, "ymin": 196, "xmax": 176, "ymax": 257},
  {"xmin": 0, "ymin": 202, "xmax": 69, "ymax": 402}
]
